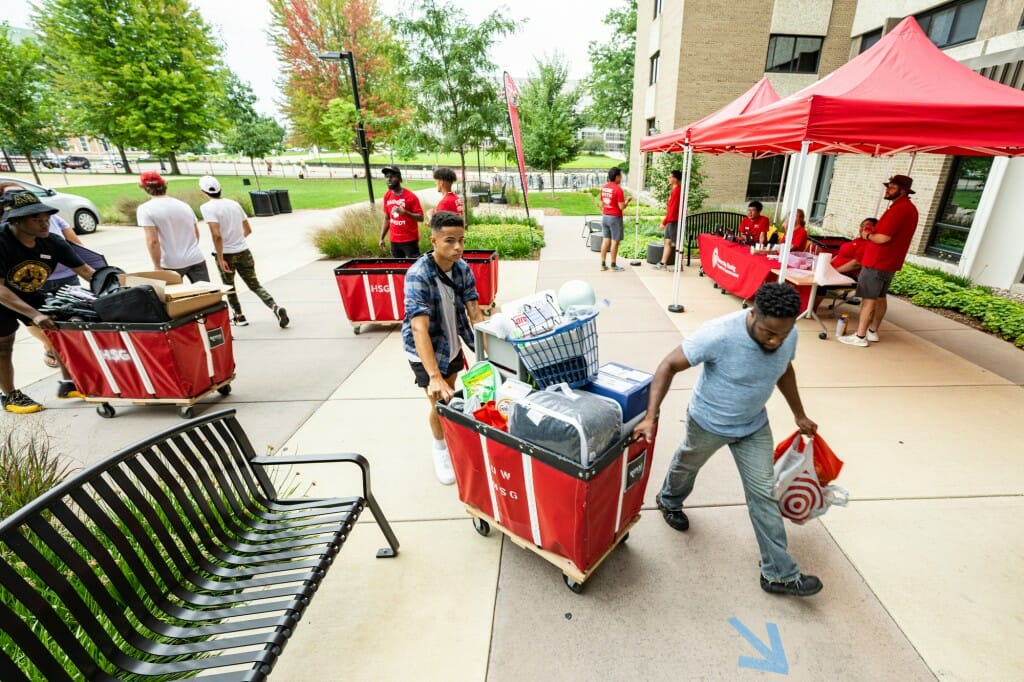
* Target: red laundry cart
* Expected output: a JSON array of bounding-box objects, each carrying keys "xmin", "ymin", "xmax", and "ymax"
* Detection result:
[
  {"xmin": 334, "ymin": 251, "xmax": 499, "ymax": 334},
  {"xmin": 437, "ymin": 402, "xmax": 657, "ymax": 593},
  {"xmin": 45, "ymin": 303, "xmax": 235, "ymax": 419}
]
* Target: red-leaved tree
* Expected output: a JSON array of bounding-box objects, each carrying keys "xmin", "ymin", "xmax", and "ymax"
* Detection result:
[{"xmin": 268, "ymin": 0, "xmax": 409, "ymax": 151}]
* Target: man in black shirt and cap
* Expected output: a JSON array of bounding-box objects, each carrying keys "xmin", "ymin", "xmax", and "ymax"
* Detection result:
[{"xmin": 0, "ymin": 190, "xmax": 96, "ymax": 413}]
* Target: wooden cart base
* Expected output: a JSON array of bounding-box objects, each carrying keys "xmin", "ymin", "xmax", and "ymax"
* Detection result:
[
  {"xmin": 464, "ymin": 504, "xmax": 638, "ymax": 593},
  {"xmin": 82, "ymin": 374, "xmax": 235, "ymax": 419}
]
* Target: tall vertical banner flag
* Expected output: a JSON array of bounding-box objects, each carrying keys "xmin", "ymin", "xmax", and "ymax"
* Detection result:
[{"xmin": 503, "ymin": 72, "xmax": 531, "ymax": 219}]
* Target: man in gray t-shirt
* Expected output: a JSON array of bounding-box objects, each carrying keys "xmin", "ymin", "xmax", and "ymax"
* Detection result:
[{"xmin": 633, "ymin": 283, "xmax": 822, "ymax": 597}]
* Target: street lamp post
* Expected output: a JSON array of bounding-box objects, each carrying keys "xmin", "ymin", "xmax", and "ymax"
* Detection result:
[{"xmin": 317, "ymin": 50, "xmax": 375, "ymax": 206}]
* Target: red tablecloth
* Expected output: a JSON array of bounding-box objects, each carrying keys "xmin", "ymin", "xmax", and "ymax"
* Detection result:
[{"xmin": 698, "ymin": 234, "xmax": 775, "ymax": 299}]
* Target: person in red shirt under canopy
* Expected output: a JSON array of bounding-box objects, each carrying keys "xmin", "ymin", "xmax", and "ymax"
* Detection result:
[
  {"xmin": 838, "ymin": 175, "xmax": 919, "ymax": 348},
  {"xmin": 379, "ymin": 166, "xmax": 425, "ymax": 257},
  {"xmin": 599, "ymin": 166, "xmax": 632, "ymax": 271},
  {"xmin": 654, "ymin": 170, "xmax": 682, "ymax": 271},
  {"xmin": 813, "ymin": 217, "xmax": 875, "ymax": 314},
  {"xmin": 786, "ymin": 208, "xmax": 809, "ymax": 252},
  {"xmin": 433, "ymin": 167, "xmax": 463, "ymax": 216},
  {"xmin": 739, "ymin": 201, "xmax": 770, "ymax": 246}
]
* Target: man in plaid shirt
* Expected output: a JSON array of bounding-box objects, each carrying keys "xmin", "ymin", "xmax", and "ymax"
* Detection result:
[{"xmin": 402, "ymin": 211, "xmax": 485, "ymax": 484}]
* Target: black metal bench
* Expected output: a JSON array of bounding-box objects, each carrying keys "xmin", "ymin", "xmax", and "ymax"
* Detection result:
[
  {"xmin": 0, "ymin": 408, "xmax": 399, "ymax": 681},
  {"xmin": 682, "ymin": 211, "xmax": 745, "ymax": 266}
]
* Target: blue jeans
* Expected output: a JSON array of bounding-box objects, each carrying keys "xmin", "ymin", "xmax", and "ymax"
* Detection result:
[{"xmin": 658, "ymin": 412, "xmax": 800, "ymax": 582}]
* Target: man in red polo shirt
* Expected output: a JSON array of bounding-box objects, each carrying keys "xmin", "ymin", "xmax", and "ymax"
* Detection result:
[
  {"xmin": 838, "ymin": 175, "xmax": 919, "ymax": 348},
  {"xmin": 739, "ymin": 201, "xmax": 770, "ymax": 246},
  {"xmin": 379, "ymin": 166, "xmax": 425, "ymax": 257},
  {"xmin": 654, "ymin": 170, "xmax": 682, "ymax": 271},
  {"xmin": 599, "ymin": 167, "xmax": 631, "ymax": 271}
]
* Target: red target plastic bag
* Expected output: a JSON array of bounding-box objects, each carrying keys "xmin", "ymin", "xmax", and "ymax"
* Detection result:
[{"xmin": 772, "ymin": 432, "xmax": 848, "ymax": 524}]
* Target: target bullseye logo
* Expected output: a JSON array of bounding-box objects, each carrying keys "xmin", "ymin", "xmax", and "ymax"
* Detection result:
[{"xmin": 778, "ymin": 474, "xmax": 823, "ymax": 523}]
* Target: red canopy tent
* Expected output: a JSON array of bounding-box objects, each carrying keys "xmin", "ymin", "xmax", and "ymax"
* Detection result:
[
  {"xmin": 689, "ymin": 17, "xmax": 1024, "ymax": 157},
  {"xmin": 639, "ymin": 77, "xmax": 781, "ymax": 153}
]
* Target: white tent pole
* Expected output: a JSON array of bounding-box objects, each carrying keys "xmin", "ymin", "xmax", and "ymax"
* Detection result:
[
  {"xmin": 906, "ymin": 151, "xmax": 917, "ymax": 175},
  {"xmin": 630, "ymin": 171, "xmax": 642, "ymax": 266},
  {"xmin": 775, "ymin": 153, "xmax": 791, "ymax": 220},
  {"xmin": 669, "ymin": 145, "xmax": 692, "ymax": 313},
  {"xmin": 875, "ymin": 156, "xmax": 896, "ymax": 216},
  {"xmin": 777, "ymin": 141, "xmax": 810, "ymax": 280}
]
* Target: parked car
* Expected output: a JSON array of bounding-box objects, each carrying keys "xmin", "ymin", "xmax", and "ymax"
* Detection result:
[
  {"xmin": 61, "ymin": 155, "xmax": 91, "ymax": 170},
  {"xmin": 0, "ymin": 176, "xmax": 102, "ymax": 234},
  {"xmin": 33, "ymin": 153, "xmax": 61, "ymax": 169}
]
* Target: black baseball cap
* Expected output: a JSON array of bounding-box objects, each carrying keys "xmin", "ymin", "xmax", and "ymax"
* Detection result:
[
  {"xmin": 1, "ymin": 189, "xmax": 59, "ymax": 220},
  {"xmin": 381, "ymin": 166, "xmax": 402, "ymax": 179}
]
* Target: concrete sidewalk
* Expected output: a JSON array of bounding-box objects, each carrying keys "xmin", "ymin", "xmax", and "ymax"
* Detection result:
[{"xmin": 13, "ymin": 209, "xmax": 1022, "ymax": 680}]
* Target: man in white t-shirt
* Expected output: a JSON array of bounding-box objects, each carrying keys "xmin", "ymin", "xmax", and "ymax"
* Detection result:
[
  {"xmin": 198, "ymin": 176, "xmax": 288, "ymax": 328},
  {"xmin": 136, "ymin": 171, "xmax": 210, "ymax": 283}
]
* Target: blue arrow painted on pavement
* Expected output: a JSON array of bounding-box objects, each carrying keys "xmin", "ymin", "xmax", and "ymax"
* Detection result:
[{"xmin": 728, "ymin": 617, "xmax": 789, "ymax": 674}]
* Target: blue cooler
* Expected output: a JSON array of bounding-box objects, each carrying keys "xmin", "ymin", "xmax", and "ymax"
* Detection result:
[{"xmin": 583, "ymin": 363, "xmax": 653, "ymax": 423}]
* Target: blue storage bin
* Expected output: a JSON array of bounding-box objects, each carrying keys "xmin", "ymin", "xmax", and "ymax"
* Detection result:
[{"xmin": 583, "ymin": 363, "xmax": 653, "ymax": 422}]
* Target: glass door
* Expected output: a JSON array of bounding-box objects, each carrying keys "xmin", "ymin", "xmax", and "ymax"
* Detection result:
[{"xmin": 926, "ymin": 157, "xmax": 993, "ymax": 262}]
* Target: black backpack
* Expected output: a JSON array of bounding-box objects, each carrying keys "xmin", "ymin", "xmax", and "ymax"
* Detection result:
[{"xmin": 93, "ymin": 285, "xmax": 170, "ymax": 323}]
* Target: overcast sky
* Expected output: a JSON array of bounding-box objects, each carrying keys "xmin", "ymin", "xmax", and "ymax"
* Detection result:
[{"xmin": 2, "ymin": 0, "xmax": 621, "ymax": 118}]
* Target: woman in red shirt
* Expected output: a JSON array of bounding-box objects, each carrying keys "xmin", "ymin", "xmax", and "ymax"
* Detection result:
[{"xmin": 787, "ymin": 209, "xmax": 809, "ymax": 252}]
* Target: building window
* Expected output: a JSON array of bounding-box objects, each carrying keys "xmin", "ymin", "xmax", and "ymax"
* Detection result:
[
  {"xmin": 765, "ymin": 35, "xmax": 823, "ymax": 74},
  {"xmin": 926, "ymin": 156, "xmax": 993, "ymax": 262},
  {"xmin": 649, "ymin": 51, "xmax": 660, "ymax": 85},
  {"xmin": 654, "ymin": 0, "xmax": 663, "ymax": 19},
  {"xmin": 859, "ymin": 29, "xmax": 882, "ymax": 54},
  {"xmin": 745, "ymin": 157, "xmax": 786, "ymax": 201},
  {"xmin": 810, "ymin": 155, "xmax": 836, "ymax": 223},
  {"xmin": 646, "ymin": 118, "xmax": 657, "ymax": 136},
  {"xmin": 917, "ymin": 0, "xmax": 986, "ymax": 49}
]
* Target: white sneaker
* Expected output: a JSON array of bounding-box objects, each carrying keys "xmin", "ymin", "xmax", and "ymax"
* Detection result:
[
  {"xmin": 838, "ymin": 334, "xmax": 869, "ymax": 347},
  {"xmin": 866, "ymin": 329, "xmax": 880, "ymax": 342},
  {"xmin": 432, "ymin": 447, "xmax": 456, "ymax": 485}
]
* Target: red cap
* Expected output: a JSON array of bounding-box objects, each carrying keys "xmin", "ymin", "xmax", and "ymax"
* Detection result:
[{"xmin": 139, "ymin": 171, "xmax": 166, "ymax": 189}]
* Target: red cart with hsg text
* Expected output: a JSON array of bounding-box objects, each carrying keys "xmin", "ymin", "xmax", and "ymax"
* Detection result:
[
  {"xmin": 45, "ymin": 303, "xmax": 235, "ymax": 419},
  {"xmin": 334, "ymin": 251, "xmax": 498, "ymax": 334},
  {"xmin": 437, "ymin": 402, "xmax": 657, "ymax": 593}
]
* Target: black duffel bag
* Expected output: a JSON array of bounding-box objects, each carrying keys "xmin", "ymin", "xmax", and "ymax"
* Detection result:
[{"xmin": 93, "ymin": 285, "xmax": 170, "ymax": 323}]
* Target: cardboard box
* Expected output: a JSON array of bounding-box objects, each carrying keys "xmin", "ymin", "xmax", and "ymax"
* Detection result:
[{"xmin": 117, "ymin": 271, "xmax": 230, "ymax": 319}]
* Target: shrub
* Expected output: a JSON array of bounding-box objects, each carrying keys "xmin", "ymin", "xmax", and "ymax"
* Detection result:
[
  {"xmin": 465, "ymin": 223, "xmax": 545, "ymax": 259},
  {"xmin": 312, "ymin": 204, "xmax": 387, "ymax": 259},
  {"xmin": 111, "ymin": 195, "xmax": 144, "ymax": 225},
  {"xmin": 0, "ymin": 426, "xmax": 72, "ymax": 521}
]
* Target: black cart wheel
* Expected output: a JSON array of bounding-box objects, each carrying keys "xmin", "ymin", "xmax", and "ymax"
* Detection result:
[
  {"xmin": 472, "ymin": 518, "xmax": 490, "ymax": 537},
  {"xmin": 620, "ymin": 532, "xmax": 630, "ymax": 543},
  {"xmin": 353, "ymin": 326, "xmax": 362, "ymax": 335},
  {"xmin": 217, "ymin": 384, "xmax": 232, "ymax": 396},
  {"xmin": 96, "ymin": 403, "xmax": 115, "ymax": 419},
  {"xmin": 562, "ymin": 574, "xmax": 584, "ymax": 594},
  {"xmin": 818, "ymin": 332, "xmax": 828, "ymax": 340},
  {"xmin": 178, "ymin": 406, "xmax": 195, "ymax": 419},
  {"xmin": 699, "ymin": 267, "xmax": 705, "ymax": 277}
]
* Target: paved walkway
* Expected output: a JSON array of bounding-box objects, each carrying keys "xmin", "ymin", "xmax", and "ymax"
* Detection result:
[{"xmin": 11, "ymin": 207, "xmax": 1023, "ymax": 680}]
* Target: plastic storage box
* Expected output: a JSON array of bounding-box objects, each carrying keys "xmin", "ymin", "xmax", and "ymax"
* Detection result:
[{"xmin": 583, "ymin": 362, "xmax": 654, "ymax": 423}]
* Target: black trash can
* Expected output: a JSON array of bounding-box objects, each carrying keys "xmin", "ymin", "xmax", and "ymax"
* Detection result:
[
  {"xmin": 266, "ymin": 190, "xmax": 281, "ymax": 214},
  {"xmin": 269, "ymin": 189, "xmax": 292, "ymax": 214},
  {"xmin": 249, "ymin": 191, "xmax": 274, "ymax": 217}
]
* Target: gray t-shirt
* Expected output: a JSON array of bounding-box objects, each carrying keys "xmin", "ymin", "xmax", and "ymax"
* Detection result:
[
  {"xmin": 436, "ymin": 272, "xmax": 460, "ymax": 361},
  {"xmin": 682, "ymin": 309, "xmax": 797, "ymax": 437}
]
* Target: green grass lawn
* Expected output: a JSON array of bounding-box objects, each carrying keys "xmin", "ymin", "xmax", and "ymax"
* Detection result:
[{"xmin": 61, "ymin": 177, "xmax": 432, "ymax": 223}]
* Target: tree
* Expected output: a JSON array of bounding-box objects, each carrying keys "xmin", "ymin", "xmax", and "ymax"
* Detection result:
[
  {"xmin": 393, "ymin": 0, "xmax": 515, "ymax": 209},
  {"xmin": 647, "ymin": 152, "xmax": 709, "ymax": 213},
  {"xmin": 268, "ymin": 0, "xmax": 409, "ymax": 150},
  {"xmin": 0, "ymin": 26, "xmax": 63, "ymax": 185},
  {"xmin": 34, "ymin": 0, "xmax": 225, "ymax": 175},
  {"xmin": 584, "ymin": 0, "xmax": 636, "ymax": 169},
  {"xmin": 221, "ymin": 115, "xmax": 286, "ymax": 191},
  {"xmin": 519, "ymin": 55, "xmax": 584, "ymax": 197}
]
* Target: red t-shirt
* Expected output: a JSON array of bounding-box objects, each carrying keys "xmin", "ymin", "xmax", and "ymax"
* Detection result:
[
  {"xmin": 436, "ymin": 191, "xmax": 463, "ymax": 216},
  {"xmin": 861, "ymin": 196, "xmax": 919, "ymax": 272},
  {"xmin": 601, "ymin": 182, "xmax": 625, "ymax": 217},
  {"xmin": 789, "ymin": 226, "xmax": 808, "ymax": 252},
  {"xmin": 739, "ymin": 215, "xmax": 770, "ymax": 242},
  {"xmin": 384, "ymin": 189, "xmax": 423, "ymax": 244},
  {"xmin": 832, "ymin": 238, "xmax": 867, "ymax": 269},
  {"xmin": 663, "ymin": 184, "xmax": 681, "ymax": 226}
]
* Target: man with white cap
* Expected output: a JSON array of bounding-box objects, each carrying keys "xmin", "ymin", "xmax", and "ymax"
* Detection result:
[
  {"xmin": 136, "ymin": 171, "xmax": 210, "ymax": 283},
  {"xmin": 0, "ymin": 190, "xmax": 96, "ymax": 413},
  {"xmin": 198, "ymin": 175, "xmax": 288, "ymax": 328}
]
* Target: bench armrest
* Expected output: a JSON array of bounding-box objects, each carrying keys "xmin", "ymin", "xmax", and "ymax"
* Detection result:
[{"xmin": 251, "ymin": 452, "xmax": 400, "ymax": 557}]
